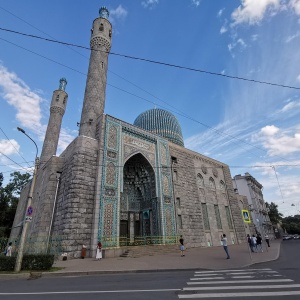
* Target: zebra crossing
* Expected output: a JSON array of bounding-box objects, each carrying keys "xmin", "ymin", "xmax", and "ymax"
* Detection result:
[{"xmin": 177, "ymin": 268, "xmax": 300, "ymax": 298}]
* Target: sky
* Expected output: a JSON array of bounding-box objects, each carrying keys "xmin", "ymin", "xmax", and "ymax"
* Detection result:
[{"xmin": 0, "ymin": 0, "xmax": 300, "ymax": 217}]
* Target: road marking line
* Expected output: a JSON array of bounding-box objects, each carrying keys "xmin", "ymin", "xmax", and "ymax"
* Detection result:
[
  {"xmin": 190, "ymin": 277, "xmax": 225, "ymax": 280},
  {"xmin": 231, "ymin": 276, "xmax": 254, "ymax": 279},
  {"xmin": 226, "ymin": 272, "xmax": 255, "ymax": 275},
  {"xmin": 178, "ymin": 291, "xmax": 300, "ymax": 298},
  {"xmin": 183, "ymin": 284, "xmax": 300, "ymax": 291},
  {"xmin": 187, "ymin": 279, "xmax": 293, "ymax": 284},
  {"xmin": 195, "ymin": 268, "xmax": 271, "ymax": 274},
  {"xmin": 195, "ymin": 274, "xmax": 223, "ymax": 277},
  {"xmin": 0, "ymin": 289, "xmax": 181, "ymax": 295}
]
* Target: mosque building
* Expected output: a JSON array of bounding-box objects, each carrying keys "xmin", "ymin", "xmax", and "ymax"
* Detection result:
[{"xmin": 10, "ymin": 7, "xmax": 253, "ymax": 258}]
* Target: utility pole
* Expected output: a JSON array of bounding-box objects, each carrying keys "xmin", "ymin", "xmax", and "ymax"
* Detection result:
[{"xmin": 15, "ymin": 127, "xmax": 39, "ymax": 272}]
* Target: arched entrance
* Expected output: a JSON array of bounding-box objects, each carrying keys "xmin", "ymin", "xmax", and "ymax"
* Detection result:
[{"xmin": 120, "ymin": 153, "xmax": 158, "ymax": 245}]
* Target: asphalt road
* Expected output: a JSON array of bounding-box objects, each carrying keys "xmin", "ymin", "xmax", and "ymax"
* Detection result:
[{"xmin": 0, "ymin": 239, "xmax": 299, "ymax": 300}]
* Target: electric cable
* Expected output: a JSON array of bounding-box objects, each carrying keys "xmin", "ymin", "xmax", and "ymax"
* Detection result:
[
  {"xmin": 0, "ymin": 126, "xmax": 32, "ymax": 168},
  {"xmin": 0, "ymin": 36, "xmax": 295, "ymax": 165},
  {"xmin": 0, "ymin": 27, "xmax": 299, "ymax": 90}
]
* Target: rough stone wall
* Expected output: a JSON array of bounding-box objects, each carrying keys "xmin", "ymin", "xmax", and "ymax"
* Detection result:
[
  {"xmin": 9, "ymin": 182, "xmax": 31, "ymax": 242},
  {"xmin": 28, "ymin": 157, "xmax": 64, "ymax": 241},
  {"xmin": 52, "ymin": 135, "xmax": 98, "ymax": 257},
  {"xmin": 79, "ymin": 17, "xmax": 112, "ymax": 139},
  {"xmin": 222, "ymin": 167, "xmax": 245, "ymax": 244},
  {"xmin": 169, "ymin": 144, "xmax": 205, "ymax": 248},
  {"xmin": 236, "ymin": 194, "xmax": 256, "ymax": 238}
]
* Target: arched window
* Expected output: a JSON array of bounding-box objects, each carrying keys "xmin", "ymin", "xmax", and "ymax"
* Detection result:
[
  {"xmin": 56, "ymin": 95, "xmax": 59, "ymax": 101},
  {"xmin": 99, "ymin": 23, "xmax": 104, "ymax": 31},
  {"xmin": 209, "ymin": 177, "xmax": 216, "ymax": 189},
  {"xmin": 219, "ymin": 180, "xmax": 225, "ymax": 190},
  {"xmin": 197, "ymin": 173, "xmax": 204, "ymax": 186}
]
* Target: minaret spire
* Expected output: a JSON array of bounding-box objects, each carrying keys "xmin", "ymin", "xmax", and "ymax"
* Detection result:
[
  {"xmin": 79, "ymin": 7, "xmax": 112, "ymax": 139},
  {"xmin": 40, "ymin": 78, "xmax": 68, "ymax": 163}
]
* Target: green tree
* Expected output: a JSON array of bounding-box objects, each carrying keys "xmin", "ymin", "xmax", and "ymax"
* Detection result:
[
  {"xmin": 0, "ymin": 171, "xmax": 31, "ymax": 237},
  {"xmin": 265, "ymin": 202, "xmax": 283, "ymax": 224},
  {"xmin": 282, "ymin": 216, "xmax": 300, "ymax": 234}
]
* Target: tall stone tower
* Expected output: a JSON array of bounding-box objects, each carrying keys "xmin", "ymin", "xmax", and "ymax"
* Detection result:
[
  {"xmin": 40, "ymin": 78, "xmax": 68, "ymax": 164},
  {"xmin": 79, "ymin": 6, "xmax": 112, "ymax": 139}
]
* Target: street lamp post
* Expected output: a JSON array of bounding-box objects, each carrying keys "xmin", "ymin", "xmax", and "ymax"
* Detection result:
[{"xmin": 14, "ymin": 127, "xmax": 39, "ymax": 272}]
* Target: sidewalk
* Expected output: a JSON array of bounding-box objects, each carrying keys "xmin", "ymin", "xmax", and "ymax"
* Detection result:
[
  {"xmin": 0, "ymin": 240, "xmax": 280, "ymax": 279},
  {"xmin": 47, "ymin": 240, "xmax": 281, "ymax": 277}
]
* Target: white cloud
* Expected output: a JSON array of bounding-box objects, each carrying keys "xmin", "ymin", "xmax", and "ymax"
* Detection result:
[
  {"xmin": 110, "ymin": 5, "xmax": 128, "ymax": 21},
  {"xmin": 220, "ymin": 26, "xmax": 228, "ymax": 34},
  {"xmin": 218, "ymin": 8, "xmax": 225, "ymax": 17},
  {"xmin": 0, "ymin": 64, "xmax": 75, "ymax": 155},
  {"xmin": 253, "ymin": 125, "xmax": 300, "ymax": 156},
  {"xmin": 0, "ymin": 65, "xmax": 42, "ymax": 132},
  {"xmin": 57, "ymin": 128, "xmax": 77, "ymax": 154},
  {"xmin": 290, "ymin": 0, "xmax": 300, "ymax": 15},
  {"xmin": 286, "ymin": 31, "xmax": 300, "ymax": 43},
  {"xmin": 191, "ymin": 0, "xmax": 201, "ymax": 7},
  {"xmin": 231, "ymin": 0, "xmax": 281, "ymax": 25},
  {"xmin": 0, "ymin": 139, "xmax": 20, "ymax": 156},
  {"xmin": 279, "ymin": 101, "xmax": 300, "ymax": 112},
  {"xmin": 141, "ymin": 0, "xmax": 159, "ymax": 9},
  {"xmin": 261, "ymin": 125, "xmax": 279, "ymax": 135},
  {"xmin": 297, "ymin": 75, "xmax": 300, "ymax": 82},
  {"xmin": 251, "ymin": 34, "xmax": 259, "ymax": 41}
]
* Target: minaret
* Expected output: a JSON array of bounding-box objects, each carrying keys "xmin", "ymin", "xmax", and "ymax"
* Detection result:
[
  {"xmin": 79, "ymin": 7, "xmax": 112, "ymax": 139},
  {"xmin": 40, "ymin": 78, "xmax": 68, "ymax": 163}
]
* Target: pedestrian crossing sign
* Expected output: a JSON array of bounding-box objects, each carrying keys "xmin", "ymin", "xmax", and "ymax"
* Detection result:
[{"xmin": 242, "ymin": 210, "xmax": 251, "ymax": 223}]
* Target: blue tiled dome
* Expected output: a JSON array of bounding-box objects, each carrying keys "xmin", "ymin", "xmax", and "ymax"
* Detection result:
[{"xmin": 133, "ymin": 108, "xmax": 184, "ymax": 146}]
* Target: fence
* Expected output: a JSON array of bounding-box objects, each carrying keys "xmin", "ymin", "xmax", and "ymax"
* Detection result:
[
  {"xmin": 102, "ymin": 235, "xmax": 179, "ymax": 248},
  {"xmin": 0, "ymin": 236, "xmax": 66, "ymax": 256}
]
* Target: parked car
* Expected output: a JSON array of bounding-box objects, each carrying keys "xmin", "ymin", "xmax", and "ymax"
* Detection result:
[
  {"xmin": 293, "ymin": 235, "xmax": 300, "ymax": 239},
  {"xmin": 283, "ymin": 235, "xmax": 293, "ymax": 240}
]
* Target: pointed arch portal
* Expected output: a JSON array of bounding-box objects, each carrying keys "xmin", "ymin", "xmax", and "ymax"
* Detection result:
[{"xmin": 120, "ymin": 153, "xmax": 159, "ymax": 245}]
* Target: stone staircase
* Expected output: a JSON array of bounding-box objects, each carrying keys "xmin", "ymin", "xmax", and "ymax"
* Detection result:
[{"xmin": 120, "ymin": 244, "xmax": 179, "ymax": 258}]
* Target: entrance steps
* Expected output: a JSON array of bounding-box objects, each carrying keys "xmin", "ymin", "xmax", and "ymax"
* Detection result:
[{"xmin": 120, "ymin": 244, "xmax": 179, "ymax": 258}]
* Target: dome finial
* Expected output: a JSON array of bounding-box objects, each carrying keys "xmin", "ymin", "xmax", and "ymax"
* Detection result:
[
  {"xmin": 99, "ymin": 6, "xmax": 109, "ymax": 19},
  {"xmin": 59, "ymin": 78, "xmax": 67, "ymax": 91}
]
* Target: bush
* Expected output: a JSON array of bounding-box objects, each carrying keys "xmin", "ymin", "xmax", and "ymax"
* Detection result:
[
  {"xmin": 0, "ymin": 254, "xmax": 54, "ymax": 271},
  {"xmin": 0, "ymin": 256, "xmax": 15, "ymax": 271},
  {"xmin": 22, "ymin": 254, "xmax": 54, "ymax": 271}
]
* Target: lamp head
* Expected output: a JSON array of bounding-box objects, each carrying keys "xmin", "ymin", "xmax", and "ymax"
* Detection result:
[{"xmin": 17, "ymin": 127, "xmax": 25, "ymax": 134}]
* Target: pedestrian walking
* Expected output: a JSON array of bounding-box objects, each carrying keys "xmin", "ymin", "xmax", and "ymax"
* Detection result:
[
  {"xmin": 251, "ymin": 234, "xmax": 257, "ymax": 252},
  {"xmin": 96, "ymin": 241, "xmax": 102, "ymax": 260},
  {"xmin": 247, "ymin": 234, "xmax": 254, "ymax": 252},
  {"xmin": 179, "ymin": 235, "xmax": 185, "ymax": 257},
  {"xmin": 265, "ymin": 234, "xmax": 270, "ymax": 247},
  {"xmin": 221, "ymin": 234, "xmax": 230, "ymax": 259},
  {"xmin": 256, "ymin": 234, "xmax": 263, "ymax": 252},
  {"xmin": 6, "ymin": 242, "xmax": 12, "ymax": 257}
]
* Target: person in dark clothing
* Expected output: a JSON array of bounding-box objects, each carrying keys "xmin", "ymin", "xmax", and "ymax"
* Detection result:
[
  {"xmin": 256, "ymin": 234, "xmax": 263, "ymax": 252},
  {"xmin": 265, "ymin": 235, "xmax": 270, "ymax": 247},
  {"xmin": 247, "ymin": 234, "xmax": 254, "ymax": 252},
  {"xmin": 179, "ymin": 235, "xmax": 185, "ymax": 257}
]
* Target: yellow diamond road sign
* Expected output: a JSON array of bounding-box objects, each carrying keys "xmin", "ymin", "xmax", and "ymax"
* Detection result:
[{"xmin": 242, "ymin": 210, "xmax": 251, "ymax": 223}]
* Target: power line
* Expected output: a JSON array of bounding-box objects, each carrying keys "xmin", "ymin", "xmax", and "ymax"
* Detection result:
[
  {"xmin": 0, "ymin": 150, "xmax": 33, "ymax": 173},
  {"xmin": 0, "ymin": 36, "xmax": 294, "ymax": 165},
  {"xmin": 0, "ymin": 126, "xmax": 32, "ymax": 168},
  {"xmin": 1, "ymin": 27, "xmax": 300, "ymax": 90},
  {"xmin": 0, "ymin": 161, "xmax": 34, "ymax": 167}
]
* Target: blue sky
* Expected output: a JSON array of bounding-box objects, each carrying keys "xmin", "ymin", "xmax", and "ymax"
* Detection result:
[{"xmin": 1, "ymin": 0, "xmax": 300, "ymax": 217}]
